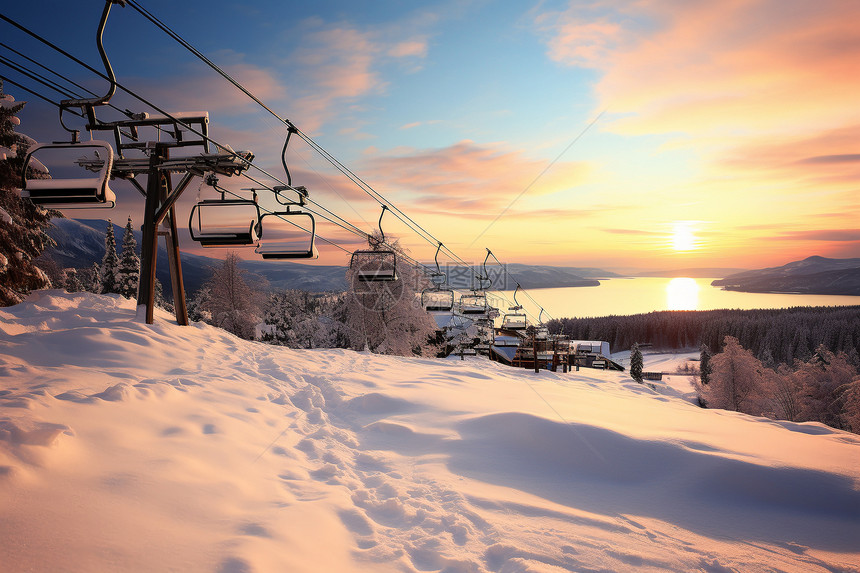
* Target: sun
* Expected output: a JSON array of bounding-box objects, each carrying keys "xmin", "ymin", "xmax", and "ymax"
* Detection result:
[
  {"xmin": 671, "ymin": 222, "xmax": 697, "ymax": 251},
  {"xmin": 666, "ymin": 277, "xmax": 700, "ymax": 310}
]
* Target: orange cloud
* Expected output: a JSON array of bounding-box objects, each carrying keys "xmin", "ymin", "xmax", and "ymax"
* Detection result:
[
  {"xmin": 720, "ymin": 124, "xmax": 860, "ymax": 184},
  {"xmin": 538, "ymin": 1, "xmax": 860, "ymax": 136},
  {"xmin": 360, "ymin": 140, "xmax": 593, "ymax": 214},
  {"xmin": 285, "ymin": 22, "xmax": 429, "ymax": 133}
]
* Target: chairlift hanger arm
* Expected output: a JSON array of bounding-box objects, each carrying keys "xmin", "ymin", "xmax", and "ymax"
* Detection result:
[
  {"xmin": 434, "ymin": 242, "xmax": 443, "ymax": 273},
  {"xmin": 60, "ymin": 0, "xmax": 123, "ymax": 133},
  {"xmin": 281, "ymin": 125, "xmax": 297, "ymax": 187}
]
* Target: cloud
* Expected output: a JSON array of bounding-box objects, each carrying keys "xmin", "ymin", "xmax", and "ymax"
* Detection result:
[
  {"xmin": 601, "ymin": 228, "xmax": 661, "ymax": 236},
  {"xmin": 400, "ymin": 120, "xmax": 442, "ymax": 130},
  {"xmin": 284, "ymin": 20, "xmax": 430, "ymax": 133},
  {"xmin": 775, "ymin": 229, "xmax": 860, "ymax": 242},
  {"xmin": 537, "ymin": 1, "xmax": 860, "ymax": 136},
  {"xmin": 359, "ymin": 140, "xmax": 592, "ymax": 214},
  {"xmin": 717, "ymin": 124, "xmax": 860, "ymax": 188},
  {"xmin": 121, "ymin": 62, "xmax": 290, "ymax": 120},
  {"xmin": 388, "ymin": 41, "xmax": 428, "ymax": 59}
]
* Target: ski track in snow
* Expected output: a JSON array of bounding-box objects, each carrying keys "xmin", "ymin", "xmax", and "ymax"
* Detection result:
[{"xmin": 1, "ymin": 291, "xmax": 859, "ymax": 572}]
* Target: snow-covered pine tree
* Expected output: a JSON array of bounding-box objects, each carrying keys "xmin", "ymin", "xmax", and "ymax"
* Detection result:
[
  {"xmin": 153, "ymin": 277, "xmax": 173, "ymax": 312},
  {"xmin": 699, "ymin": 336, "xmax": 762, "ymax": 412},
  {"xmin": 260, "ymin": 289, "xmax": 329, "ymax": 348},
  {"xmin": 630, "ymin": 342, "xmax": 644, "ymax": 383},
  {"xmin": 699, "ymin": 343, "xmax": 712, "ymax": 385},
  {"xmin": 187, "ymin": 285, "xmax": 212, "ymax": 323},
  {"xmin": 86, "ymin": 261, "xmax": 102, "ymax": 293},
  {"xmin": 205, "ymin": 252, "xmax": 259, "ymax": 339},
  {"xmin": 0, "ymin": 82, "xmax": 58, "ymax": 306},
  {"xmin": 118, "ymin": 216, "xmax": 140, "ymax": 299},
  {"xmin": 100, "ymin": 220, "xmax": 120, "ymax": 294},
  {"xmin": 337, "ymin": 232, "xmax": 439, "ymax": 356},
  {"xmin": 63, "ymin": 268, "xmax": 84, "ymax": 293}
]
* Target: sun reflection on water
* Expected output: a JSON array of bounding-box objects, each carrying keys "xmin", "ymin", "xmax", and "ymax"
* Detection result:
[{"xmin": 666, "ymin": 277, "xmax": 700, "ymax": 310}]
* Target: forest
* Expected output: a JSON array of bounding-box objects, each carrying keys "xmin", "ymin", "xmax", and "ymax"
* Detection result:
[{"xmin": 547, "ymin": 306, "xmax": 860, "ymax": 367}]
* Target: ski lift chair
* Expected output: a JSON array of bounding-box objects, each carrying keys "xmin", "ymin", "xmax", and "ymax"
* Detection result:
[
  {"xmin": 350, "ymin": 205, "xmax": 398, "ymax": 282},
  {"xmin": 189, "ymin": 180, "xmax": 261, "ymax": 247},
  {"xmin": 350, "ymin": 250, "xmax": 398, "ymax": 282},
  {"xmin": 255, "ymin": 211, "xmax": 318, "ymax": 259},
  {"xmin": 459, "ymin": 292, "xmax": 489, "ymax": 316},
  {"xmin": 535, "ymin": 308, "xmax": 549, "ymax": 339},
  {"xmin": 421, "ymin": 241, "xmax": 455, "ymax": 311},
  {"xmin": 502, "ymin": 309, "xmax": 527, "ymax": 330},
  {"xmin": 21, "ymin": 140, "xmax": 116, "ymax": 208},
  {"xmin": 501, "ymin": 283, "xmax": 528, "ymax": 330},
  {"xmin": 422, "ymin": 288, "xmax": 455, "ymax": 312}
]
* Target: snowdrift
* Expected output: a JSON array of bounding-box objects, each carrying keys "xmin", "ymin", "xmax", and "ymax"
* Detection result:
[{"xmin": 1, "ymin": 291, "xmax": 859, "ymax": 572}]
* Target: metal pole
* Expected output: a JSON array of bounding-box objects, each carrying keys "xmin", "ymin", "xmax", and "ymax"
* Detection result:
[
  {"xmin": 136, "ymin": 145, "xmax": 166, "ymax": 323},
  {"xmin": 163, "ymin": 193, "xmax": 188, "ymax": 326}
]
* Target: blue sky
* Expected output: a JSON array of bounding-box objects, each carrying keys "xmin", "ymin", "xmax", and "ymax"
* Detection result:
[{"xmin": 3, "ymin": 1, "xmax": 860, "ymax": 270}]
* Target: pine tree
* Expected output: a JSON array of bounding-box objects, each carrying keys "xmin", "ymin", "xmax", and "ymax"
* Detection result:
[
  {"xmin": 100, "ymin": 220, "xmax": 120, "ymax": 294},
  {"xmin": 205, "ymin": 252, "xmax": 259, "ymax": 339},
  {"xmin": 0, "ymin": 82, "xmax": 58, "ymax": 306},
  {"xmin": 118, "ymin": 216, "xmax": 140, "ymax": 299},
  {"xmin": 87, "ymin": 261, "xmax": 103, "ymax": 293},
  {"xmin": 261, "ymin": 290, "xmax": 329, "ymax": 348},
  {"xmin": 630, "ymin": 342, "xmax": 644, "ymax": 383},
  {"xmin": 700, "ymin": 336, "xmax": 762, "ymax": 412},
  {"xmin": 63, "ymin": 268, "xmax": 84, "ymax": 293},
  {"xmin": 153, "ymin": 277, "xmax": 173, "ymax": 312},
  {"xmin": 336, "ymin": 232, "xmax": 439, "ymax": 356},
  {"xmin": 187, "ymin": 285, "xmax": 212, "ymax": 323},
  {"xmin": 699, "ymin": 343, "xmax": 712, "ymax": 385}
]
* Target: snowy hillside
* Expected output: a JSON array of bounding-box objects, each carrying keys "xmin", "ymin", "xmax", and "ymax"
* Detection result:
[{"xmin": 1, "ymin": 292, "xmax": 859, "ymax": 572}]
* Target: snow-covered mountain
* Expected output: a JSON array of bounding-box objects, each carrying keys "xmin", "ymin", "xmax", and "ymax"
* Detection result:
[
  {"xmin": 712, "ymin": 255, "xmax": 860, "ymax": 295},
  {"xmin": 1, "ymin": 291, "xmax": 859, "ymax": 572}
]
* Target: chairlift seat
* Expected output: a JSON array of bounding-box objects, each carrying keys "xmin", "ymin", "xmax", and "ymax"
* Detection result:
[
  {"xmin": 22, "ymin": 140, "xmax": 116, "ymax": 208},
  {"xmin": 257, "ymin": 242, "xmax": 319, "ymax": 260},
  {"xmin": 189, "ymin": 198, "xmax": 260, "ymax": 247},
  {"xmin": 502, "ymin": 313, "xmax": 528, "ymax": 330},
  {"xmin": 357, "ymin": 268, "xmax": 398, "ymax": 282},
  {"xmin": 255, "ymin": 211, "xmax": 318, "ymax": 260},
  {"xmin": 459, "ymin": 293, "xmax": 489, "ymax": 315}
]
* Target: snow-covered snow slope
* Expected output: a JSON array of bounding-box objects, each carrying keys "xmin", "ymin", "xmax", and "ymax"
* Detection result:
[{"xmin": 1, "ymin": 291, "xmax": 859, "ymax": 573}]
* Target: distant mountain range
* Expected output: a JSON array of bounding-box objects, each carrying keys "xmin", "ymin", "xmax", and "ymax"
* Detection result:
[
  {"xmin": 55, "ymin": 218, "xmax": 838, "ymax": 296},
  {"xmin": 632, "ymin": 267, "xmax": 748, "ymax": 278},
  {"xmin": 711, "ymin": 256, "xmax": 860, "ymax": 296},
  {"xmin": 43, "ymin": 218, "xmax": 619, "ymax": 294},
  {"xmin": 45, "ymin": 218, "xmax": 348, "ymax": 294}
]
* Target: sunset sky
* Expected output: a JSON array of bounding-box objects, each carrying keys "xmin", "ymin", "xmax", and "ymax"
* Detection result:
[{"xmin": 3, "ymin": 0, "xmax": 860, "ymax": 271}]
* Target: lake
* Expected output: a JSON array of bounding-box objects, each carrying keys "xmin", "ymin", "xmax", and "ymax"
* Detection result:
[{"xmin": 486, "ymin": 277, "xmax": 860, "ymax": 320}]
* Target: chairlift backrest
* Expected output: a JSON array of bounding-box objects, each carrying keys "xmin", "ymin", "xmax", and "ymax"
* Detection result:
[
  {"xmin": 255, "ymin": 210, "xmax": 318, "ymax": 260},
  {"xmin": 502, "ymin": 313, "xmax": 528, "ymax": 330},
  {"xmin": 350, "ymin": 249, "xmax": 398, "ymax": 282},
  {"xmin": 422, "ymin": 288, "xmax": 455, "ymax": 312},
  {"xmin": 189, "ymin": 195, "xmax": 261, "ymax": 247},
  {"xmin": 459, "ymin": 292, "xmax": 489, "ymax": 315},
  {"xmin": 21, "ymin": 140, "xmax": 116, "ymax": 209}
]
